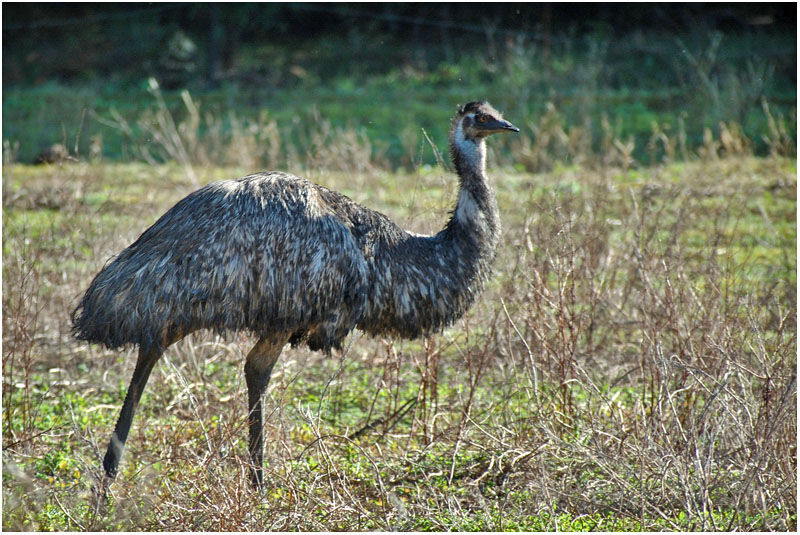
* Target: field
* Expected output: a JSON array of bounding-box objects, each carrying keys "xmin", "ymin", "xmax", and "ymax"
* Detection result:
[
  {"xmin": 2, "ymin": 7, "xmax": 797, "ymax": 530},
  {"xmin": 2, "ymin": 145, "xmax": 796, "ymax": 529}
]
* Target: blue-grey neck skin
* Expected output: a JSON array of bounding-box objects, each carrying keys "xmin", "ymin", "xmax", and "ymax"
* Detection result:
[{"xmin": 71, "ymin": 110, "xmax": 503, "ymax": 353}]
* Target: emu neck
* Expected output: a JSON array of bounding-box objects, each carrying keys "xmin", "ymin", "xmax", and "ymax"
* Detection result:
[
  {"xmin": 356, "ymin": 130, "xmax": 502, "ymax": 340},
  {"xmin": 447, "ymin": 133, "xmax": 500, "ymax": 244}
]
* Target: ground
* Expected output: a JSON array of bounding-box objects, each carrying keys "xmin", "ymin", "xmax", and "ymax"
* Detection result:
[{"xmin": 2, "ymin": 155, "xmax": 796, "ymax": 531}]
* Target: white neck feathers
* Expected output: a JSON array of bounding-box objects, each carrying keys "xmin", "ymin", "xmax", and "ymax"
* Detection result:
[{"xmin": 454, "ymin": 187, "xmax": 488, "ymax": 229}]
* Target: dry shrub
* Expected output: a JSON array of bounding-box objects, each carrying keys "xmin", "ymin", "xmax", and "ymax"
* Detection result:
[
  {"xmin": 490, "ymin": 158, "xmax": 796, "ymax": 530},
  {"xmin": 102, "ymin": 79, "xmax": 288, "ymax": 183},
  {"xmin": 761, "ymin": 98, "xmax": 796, "ymax": 158},
  {"xmin": 601, "ymin": 114, "xmax": 637, "ymax": 171},
  {"xmin": 510, "ymin": 102, "xmax": 574, "ymax": 173},
  {"xmin": 2, "ymin": 230, "xmax": 44, "ymax": 440},
  {"xmin": 1, "ymin": 124, "xmax": 795, "ymax": 530},
  {"xmin": 94, "ymin": 80, "xmax": 795, "ymax": 181},
  {"xmin": 305, "ymin": 117, "xmax": 384, "ymax": 178},
  {"xmin": 103, "ymin": 80, "xmax": 384, "ymax": 183},
  {"xmin": 506, "ymin": 99, "xmax": 794, "ymax": 175}
]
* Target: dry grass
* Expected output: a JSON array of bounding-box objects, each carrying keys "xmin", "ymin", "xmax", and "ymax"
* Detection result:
[
  {"xmin": 2, "ymin": 122, "xmax": 796, "ymax": 531},
  {"xmin": 91, "ymin": 79, "xmax": 384, "ymax": 187}
]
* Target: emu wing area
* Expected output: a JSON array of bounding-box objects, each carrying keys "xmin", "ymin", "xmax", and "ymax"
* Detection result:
[{"xmin": 72, "ymin": 172, "xmax": 370, "ymax": 352}]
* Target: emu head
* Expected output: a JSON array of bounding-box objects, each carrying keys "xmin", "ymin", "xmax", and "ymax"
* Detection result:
[{"xmin": 453, "ymin": 101, "xmax": 519, "ymax": 141}]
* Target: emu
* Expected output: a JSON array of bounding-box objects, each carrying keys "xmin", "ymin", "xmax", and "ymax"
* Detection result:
[{"xmin": 72, "ymin": 101, "xmax": 518, "ymax": 487}]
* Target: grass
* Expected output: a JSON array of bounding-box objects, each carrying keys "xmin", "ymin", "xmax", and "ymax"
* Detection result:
[
  {"xmin": 3, "ymin": 17, "xmax": 795, "ymax": 529},
  {"xmin": 2, "ymin": 139, "xmax": 796, "ymax": 529},
  {"xmin": 3, "ymin": 25, "xmax": 796, "ymax": 167}
]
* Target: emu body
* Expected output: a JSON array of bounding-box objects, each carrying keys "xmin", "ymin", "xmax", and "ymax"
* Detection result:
[{"xmin": 72, "ymin": 101, "xmax": 518, "ymax": 487}]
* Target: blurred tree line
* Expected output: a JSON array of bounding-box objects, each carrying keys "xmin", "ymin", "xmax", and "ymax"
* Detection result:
[{"xmin": 3, "ymin": 3, "xmax": 795, "ymax": 89}]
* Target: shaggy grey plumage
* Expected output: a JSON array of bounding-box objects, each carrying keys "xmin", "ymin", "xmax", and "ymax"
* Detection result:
[{"xmin": 72, "ymin": 101, "xmax": 518, "ymax": 488}]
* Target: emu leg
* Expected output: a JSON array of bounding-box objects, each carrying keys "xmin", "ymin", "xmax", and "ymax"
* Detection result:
[
  {"xmin": 102, "ymin": 345, "xmax": 162, "ymax": 479},
  {"xmin": 244, "ymin": 336, "xmax": 285, "ymax": 488}
]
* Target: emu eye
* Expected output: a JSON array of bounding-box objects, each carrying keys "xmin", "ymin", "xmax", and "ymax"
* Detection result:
[{"xmin": 477, "ymin": 115, "xmax": 487, "ymax": 123}]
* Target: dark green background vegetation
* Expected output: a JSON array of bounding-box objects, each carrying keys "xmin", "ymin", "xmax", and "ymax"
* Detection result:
[{"xmin": 2, "ymin": 3, "xmax": 796, "ymax": 166}]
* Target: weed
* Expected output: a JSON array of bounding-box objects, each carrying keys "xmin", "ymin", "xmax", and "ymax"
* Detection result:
[{"xmin": 2, "ymin": 128, "xmax": 795, "ymax": 529}]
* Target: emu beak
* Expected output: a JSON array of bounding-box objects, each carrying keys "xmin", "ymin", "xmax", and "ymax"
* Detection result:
[
  {"xmin": 487, "ymin": 118, "xmax": 520, "ymax": 133},
  {"xmin": 501, "ymin": 120, "xmax": 520, "ymax": 133}
]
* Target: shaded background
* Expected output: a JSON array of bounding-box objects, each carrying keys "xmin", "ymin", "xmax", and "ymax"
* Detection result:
[{"xmin": 2, "ymin": 2, "xmax": 797, "ymax": 166}]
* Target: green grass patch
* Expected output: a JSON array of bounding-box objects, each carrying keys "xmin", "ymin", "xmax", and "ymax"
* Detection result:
[{"xmin": 2, "ymin": 156, "xmax": 795, "ymax": 530}]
